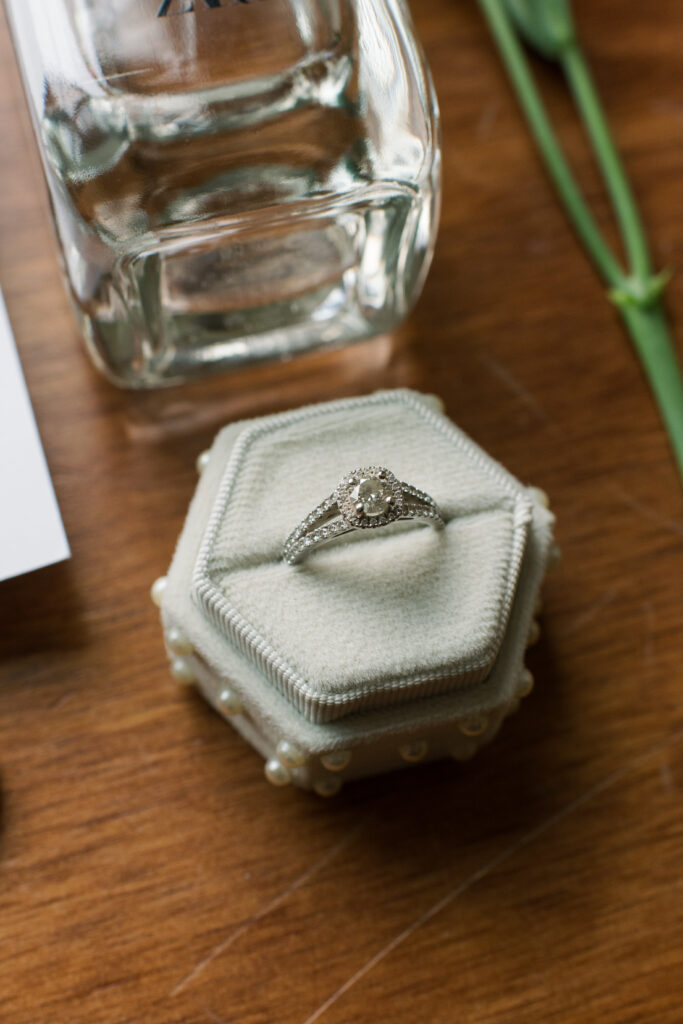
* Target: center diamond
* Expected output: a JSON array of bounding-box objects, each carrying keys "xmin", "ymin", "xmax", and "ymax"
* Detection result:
[{"xmin": 353, "ymin": 475, "xmax": 393, "ymax": 517}]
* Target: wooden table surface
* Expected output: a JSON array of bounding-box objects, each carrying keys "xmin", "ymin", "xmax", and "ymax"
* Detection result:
[{"xmin": 2, "ymin": 2, "xmax": 683, "ymax": 1022}]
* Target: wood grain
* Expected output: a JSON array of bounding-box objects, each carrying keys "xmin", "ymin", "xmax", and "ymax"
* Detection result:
[{"xmin": 1, "ymin": 2, "xmax": 683, "ymax": 1022}]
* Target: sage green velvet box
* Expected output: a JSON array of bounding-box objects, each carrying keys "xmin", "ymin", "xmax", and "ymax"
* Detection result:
[{"xmin": 153, "ymin": 389, "xmax": 556, "ymax": 795}]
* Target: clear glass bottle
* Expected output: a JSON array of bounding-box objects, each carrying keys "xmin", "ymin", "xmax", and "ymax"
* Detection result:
[{"xmin": 5, "ymin": 0, "xmax": 440, "ymax": 388}]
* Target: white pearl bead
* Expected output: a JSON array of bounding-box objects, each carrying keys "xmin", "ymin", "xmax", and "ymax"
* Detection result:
[
  {"xmin": 517, "ymin": 668, "xmax": 534, "ymax": 698},
  {"xmin": 506, "ymin": 698, "xmax": 521, "ymax": 716},
  {"xmin": 320, "ymin": 749, "xmax": 351, "ymax": 772},
  {"xmin": 548, "ymin": 542, "xmax": 562, "ymax": 568},
  {"xmin": 530, "ymin": 486, "xmax": 550, "ymax": 508},
  {"xmin": 196, "ymin": 449, "xmax": 211, "ymax": 475},
  {"xmin": 314, "ymin": 776, "xmax": 342, "ymax": 798},
  {"xmin": 170, "ymin": 657, "xmax": 195, "ymax": 685},
  {"xmin": 166, "ymin": 626, "xmax": 193, "ymax": 656},
  {"xmin": 150, "ymin": 576, "xmax": 167, "ymax": 608},
  {"xmin": 451, "ymin": 739, "xmax": 478, "ymax": 761},
  {"xmin": 527, "ymin": 619, "xmax": 541, "ymax": 647},
  {"xmin": 459, "ymin": 714, "xmax": 488, "ymax": 737},
  {"xmin": 399, "ymin": 740, "xmax": 428, "ymax": 763},
  {"xmin": 264, "ymin": 759, "xmax": 291, "ymax": 786},
  {"xmin": 427, "ymin": 393, "xmax": 446, "ymax": 413},
  {"xmin": 277, "ymin": 740, "xmax": 307, "ymax": 767},
  {"xmin": 218, "ymin": 688, "xmax": 242, "ymax": 716}
]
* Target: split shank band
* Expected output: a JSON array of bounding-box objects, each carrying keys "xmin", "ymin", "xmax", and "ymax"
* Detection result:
[{"xmin": 283, "ymin": 466, "xmax": 444, "ymax": 565}]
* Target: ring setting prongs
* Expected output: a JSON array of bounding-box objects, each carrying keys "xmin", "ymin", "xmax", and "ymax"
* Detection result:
[{"xmin": 336, "ymin": 467, "xmax": 404, "ymax": 529}]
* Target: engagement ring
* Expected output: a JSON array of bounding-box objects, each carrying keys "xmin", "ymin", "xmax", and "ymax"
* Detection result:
[{"xmin": 283, "ymin": 466, "xmax": 444, "ymax": 565}]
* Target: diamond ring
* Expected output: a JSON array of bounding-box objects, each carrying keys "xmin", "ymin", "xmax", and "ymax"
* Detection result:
[{"xmin": 283, "ymin": 466, "xmax": 444, "ymax": 565}]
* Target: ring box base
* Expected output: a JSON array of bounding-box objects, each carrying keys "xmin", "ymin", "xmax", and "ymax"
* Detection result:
[{"xmin": 155, "ymin": 389, "xmax": 555, "ymax": 794}]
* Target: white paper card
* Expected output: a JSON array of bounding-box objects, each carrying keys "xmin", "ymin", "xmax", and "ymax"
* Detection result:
[{"xmin": 0, "ymin": 289, "xmax": 70, "ymax": 581}]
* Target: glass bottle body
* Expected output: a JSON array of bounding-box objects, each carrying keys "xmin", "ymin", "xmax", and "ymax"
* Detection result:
[{"xmin": 6, "ymin": 0, "xmax": 440, "ymax": 387}]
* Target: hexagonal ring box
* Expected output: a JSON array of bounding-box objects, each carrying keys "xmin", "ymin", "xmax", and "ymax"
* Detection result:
[{"xmin": 154, "ymin": 390, "xmax": 556, "ymax": 796}]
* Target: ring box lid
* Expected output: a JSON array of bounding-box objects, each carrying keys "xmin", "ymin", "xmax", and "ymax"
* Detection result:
[{"xmin": 191, "ymin": 390, "xmax": 533, "ymax": 724}]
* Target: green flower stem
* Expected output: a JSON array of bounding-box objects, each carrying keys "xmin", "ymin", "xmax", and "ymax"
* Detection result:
[
  {"xmin": 478, "ymin": 0, "xmax": 623, "ymax": 287},
  {"xmin": 478, "ymin": 0, "xmax": 683, "ymax": 484},
  {"xmin": 561, "ymin": 42, "xmax": 652, "ymax": 280},
  {"xmin": 617, "ymin": 303, "xmax": 683, "ymax": 479}
]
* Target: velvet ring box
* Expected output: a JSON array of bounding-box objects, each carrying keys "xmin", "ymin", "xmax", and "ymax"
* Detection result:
[{"xmin": 153, "ymin": 389, "xmax": 557, "ymax": 796}]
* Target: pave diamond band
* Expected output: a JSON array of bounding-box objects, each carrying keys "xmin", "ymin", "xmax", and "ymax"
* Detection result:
[{"xmin": 283, "ymin": 466, "xmax": 444, "ymax": 565}]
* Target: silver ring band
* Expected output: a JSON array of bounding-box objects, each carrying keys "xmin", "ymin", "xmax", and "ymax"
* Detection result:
[{"xmin": 283, "ymin": 466, "xmax": 444, "ymax": 565}]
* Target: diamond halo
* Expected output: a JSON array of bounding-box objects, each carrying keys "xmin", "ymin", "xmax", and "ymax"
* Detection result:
[{"xmin": 336, "ymin": 466, "xmax": 403, "ymax": 529}]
